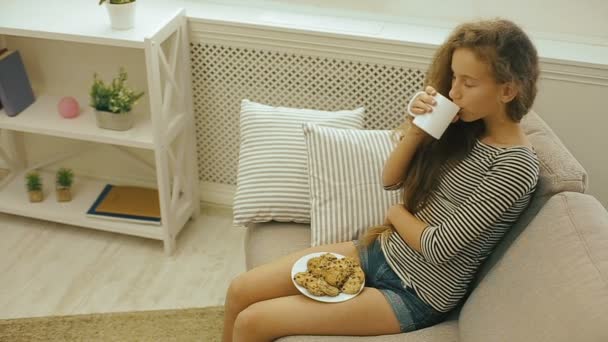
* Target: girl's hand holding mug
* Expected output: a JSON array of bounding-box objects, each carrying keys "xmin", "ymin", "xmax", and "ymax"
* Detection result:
[
  {"xmin": 409, "ymin": 86, "xmax": 439, "ymax": 115},
  {"xmin": 406, "ymin": 86, "xmax": 461, "ymax": 139}
]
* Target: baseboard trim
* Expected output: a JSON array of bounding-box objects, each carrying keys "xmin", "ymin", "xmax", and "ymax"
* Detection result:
[{"xmin": 200, "ymin": 181, "xmax": 235, "ymax": 207}]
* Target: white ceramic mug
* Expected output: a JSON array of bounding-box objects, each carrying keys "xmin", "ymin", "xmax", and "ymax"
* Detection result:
[{"xmin": 406, "ymin": 91, "xmax": 460, "ymax": 139}]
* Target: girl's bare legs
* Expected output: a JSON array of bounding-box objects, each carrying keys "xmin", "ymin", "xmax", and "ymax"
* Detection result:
[
  {"xmin": 222, "ymin": 241, "xmax": 397, "ymax": 342},
  {"xmin": 233, "ymin": 286, "xmax": 400, "ymax": 341}
]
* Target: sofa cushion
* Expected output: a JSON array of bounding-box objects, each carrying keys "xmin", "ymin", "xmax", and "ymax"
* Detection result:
[
  {"xmin": 277, "ymin": 319, "xmax": 459, "ymax": 342},
  {"xmin": 469, "ymin": 110, "xmax": 590, "ymax": 291},
  {"xmin": 303, "ymin": 124, "xmax": 401, "ymax": 246},
  {"xmin": 233, "ymin": 99, "xmax": 364, "ymax": 226},
  {"xmin": 459, "ymin": 192, "xmax": 608, "ymax": 342},
  {"xmin": 244, "ymin": 222, "xmax": 311, "ymax": 270},
  {"xmin": 521, "ymin": 110, "xmax": 588, "ymax": 198}
]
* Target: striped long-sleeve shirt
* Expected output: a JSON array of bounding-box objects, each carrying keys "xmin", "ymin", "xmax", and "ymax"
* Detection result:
[{"xmin": 381, "ymin": 139, "xmax": 540, "ymax": 312}]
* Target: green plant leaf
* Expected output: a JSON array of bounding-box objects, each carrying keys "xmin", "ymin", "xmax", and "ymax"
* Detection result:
[
  {"xmin": 56, "ymin": 168, "xmax": 74, "ymax": 187},
  {"xmin": 89, "ymin": 67, "xmax": 144, "ymax": 114},
  {"xmin": 25, "ymin": 171, "xmax": 42, "ymax": 191}
]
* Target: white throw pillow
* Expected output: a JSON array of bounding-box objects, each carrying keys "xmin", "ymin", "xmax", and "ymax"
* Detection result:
[
  {"xmin": 233, "ymin": 100, "xmax": 365, "ymax": 226},
  {"xmin": 303, "ymin": 123, "xmax": 402, "ymax": 246}
]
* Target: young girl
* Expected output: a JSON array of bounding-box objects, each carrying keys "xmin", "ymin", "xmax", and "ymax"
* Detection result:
[{"xmin": 223, "ymin": 18, "xmax": 540, "ymax": 341}]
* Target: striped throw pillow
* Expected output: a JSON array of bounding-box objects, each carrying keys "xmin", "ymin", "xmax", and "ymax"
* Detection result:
[
  {"xmin": 303, "ymin": 123, "xmax": 402, "ymax": 246},
  {"xmin": 233, "ymin": 100, "xmax": 365, "ymax": 226}
]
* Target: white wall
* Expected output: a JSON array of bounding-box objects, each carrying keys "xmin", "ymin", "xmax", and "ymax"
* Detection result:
[
  {"xmin": 533, "ymin": 78, "xmax": 607, "ymax": 207},
  {"xmin": 219, "ymin": 0, "xmax": 608, "ymax": 44}
]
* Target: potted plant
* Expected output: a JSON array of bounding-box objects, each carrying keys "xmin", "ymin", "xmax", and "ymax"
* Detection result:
[
  {"xmin": 56, "ymin": 168, "xmax": 74, "ymax": 202},
  {"xmin": 25, "ymin": 171, "xmax": 43, "ymax": 203},
  {"xmin": 89, "ymin": 67, "xmax": 144, "ymax": 131},
  {"xmin": 99, "ymin": 0, "xmax": 137, "ymax": 30}
]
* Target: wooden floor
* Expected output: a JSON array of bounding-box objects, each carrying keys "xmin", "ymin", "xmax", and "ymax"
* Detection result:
[{"xmin": 0, "ymin": 203, "xmax": 246, "ymax": 319}]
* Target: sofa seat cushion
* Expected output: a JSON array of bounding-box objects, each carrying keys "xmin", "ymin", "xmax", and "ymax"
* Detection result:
[
  {"xmin": 245, "ymin": 221, "xmax": 311, "ymax": 270},
  {"xmin": 276, "ymin": 319, "xmax": 459, "ymax": 342},
  {"xmin": 459, "ymin": 192, "xmax": 608, "ymax": 342}
]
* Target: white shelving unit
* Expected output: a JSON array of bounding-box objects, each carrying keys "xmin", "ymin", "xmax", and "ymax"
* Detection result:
[{"xmin": 0, "ymin": 3, "xmax": 200, "ymax": 255}]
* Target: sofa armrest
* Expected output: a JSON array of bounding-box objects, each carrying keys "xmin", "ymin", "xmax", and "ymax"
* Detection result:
[{"xmin": 460, "ymin": 192, "xmax": 608, "ymax": 342}]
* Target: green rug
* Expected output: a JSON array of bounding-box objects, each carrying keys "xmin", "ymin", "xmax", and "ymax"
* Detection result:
[{"xmin": 0, "ymin": 306, "xmax": 224, "ymax": 342}]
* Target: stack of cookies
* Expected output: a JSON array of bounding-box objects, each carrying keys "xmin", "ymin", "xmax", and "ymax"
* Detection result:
[{"xmin": 294, "ymin": 253, "xmax": 365, "ymax": 297}]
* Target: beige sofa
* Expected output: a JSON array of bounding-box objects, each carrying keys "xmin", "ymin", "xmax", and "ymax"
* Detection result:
[{"xmin": 244, "ymin": 112, "xmax": 608, "ymax": 342}]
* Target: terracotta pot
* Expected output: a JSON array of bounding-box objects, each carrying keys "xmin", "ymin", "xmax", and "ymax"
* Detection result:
[
  {"xmin": 28, "ymin": 190, "xmax": 43, "ymax": 202},
  {"xmin": 56, "ymin": 187, "xmax": 72, "ymax": 202}
]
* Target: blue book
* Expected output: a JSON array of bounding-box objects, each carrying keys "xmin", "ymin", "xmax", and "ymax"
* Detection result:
[{"xmin": 0, "ymin": 50, "xmax": 35, "ymax": 117}]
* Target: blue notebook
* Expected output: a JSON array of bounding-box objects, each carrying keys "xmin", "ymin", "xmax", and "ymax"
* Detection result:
[{"xmin": 0, "ymin": 50, "xmax": 35, "ymax": 117}]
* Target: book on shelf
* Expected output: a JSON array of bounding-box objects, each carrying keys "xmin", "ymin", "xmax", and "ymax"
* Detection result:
[
  {"xmin": 86, "ymin": 184, "xmax": 161, "ymax": 225},
  {"xmin": 0, "ymin": 48, "xmax": 4, "ymax": 110},
  {"xmin": 0, "ymin": 49, "xmax": 35, "ymax": 117}
]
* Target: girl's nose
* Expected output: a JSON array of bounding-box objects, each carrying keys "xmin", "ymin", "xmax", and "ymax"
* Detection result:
[{"xmin": 449, "ymin": 87, "xmax": 461, "ymax": 101}]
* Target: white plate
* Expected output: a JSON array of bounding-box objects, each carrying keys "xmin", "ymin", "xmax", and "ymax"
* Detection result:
[{"xmin": 291, "ymin": 252, "xmax": 365, "ymax": 303}]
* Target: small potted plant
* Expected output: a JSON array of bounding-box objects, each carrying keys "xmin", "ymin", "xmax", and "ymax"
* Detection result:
[
  {"xmin": 90, "ymin": 67, "xmax": 144, "ymax": 131},
  {"xmin": 25, "ymin": 171, "xmax": 43, "ymax": 203},
  {"xmin": 56, "ymin": 168, "xmax": 74, "ymax": 202},
  {"xmin": 99, "ymin": 0, "xmax": 137, "ymax": 30}
]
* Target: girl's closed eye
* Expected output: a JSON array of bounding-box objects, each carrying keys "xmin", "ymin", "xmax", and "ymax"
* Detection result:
[{"xmin": 452, "ymin": 75, "xmax": 475, "ymax": 88}]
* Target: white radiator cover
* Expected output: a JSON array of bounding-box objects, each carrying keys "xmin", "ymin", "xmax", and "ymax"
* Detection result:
[{"xmin": 191, "ymin": 43, "xmax": 425, "ymax": 185}]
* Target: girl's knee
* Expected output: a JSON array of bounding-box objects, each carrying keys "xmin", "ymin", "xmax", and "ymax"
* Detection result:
[
  {"xmin": 233, "ymin": 303, "xmax": 269, "ymax": 340},
  {"xmin": 226, "ymin": 273, "xmax": 252, "ymax": 308}
]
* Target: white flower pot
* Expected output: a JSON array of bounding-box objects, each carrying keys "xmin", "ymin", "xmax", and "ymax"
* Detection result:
[
  {"xmin": 95, "ymin": 110, "xmax": 134, "ymax": 131},
  {"xmin": 105, "ymin": 2, "xmax": 136, "ymax": 30}
]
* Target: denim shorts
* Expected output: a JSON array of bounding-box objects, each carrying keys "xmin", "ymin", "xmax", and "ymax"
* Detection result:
[{"xmin": 355, "ymin": 238, "xmax": 447, "ymax": 333}]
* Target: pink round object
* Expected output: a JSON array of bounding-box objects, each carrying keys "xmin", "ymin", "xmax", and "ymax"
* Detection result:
[{"xmin": 57, "ymin": 97, "xmax": 80, "ymax": 119}]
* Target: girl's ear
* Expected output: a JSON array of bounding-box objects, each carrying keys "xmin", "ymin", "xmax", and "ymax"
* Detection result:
[{"xmin": 499, "ymin": 81, "xmax": 518, "ymax": 103}]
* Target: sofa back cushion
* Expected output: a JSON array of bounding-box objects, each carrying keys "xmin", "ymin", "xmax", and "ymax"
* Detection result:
[
  {"xmin": 521, "ymin": 110, "xmax": 588, "ymax": 198},
  {"xmin": 467, "ymin": 110, "xmax": 590, "ymax": 292},
  {"xmin": 459, "ymin": 192, "xmax": 608, "ymax": 342}
]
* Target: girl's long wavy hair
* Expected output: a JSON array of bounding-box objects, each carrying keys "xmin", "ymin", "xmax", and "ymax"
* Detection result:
[{"xmin": 360, "ymin": 19, "xmax": 539, "ymax": 247}]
